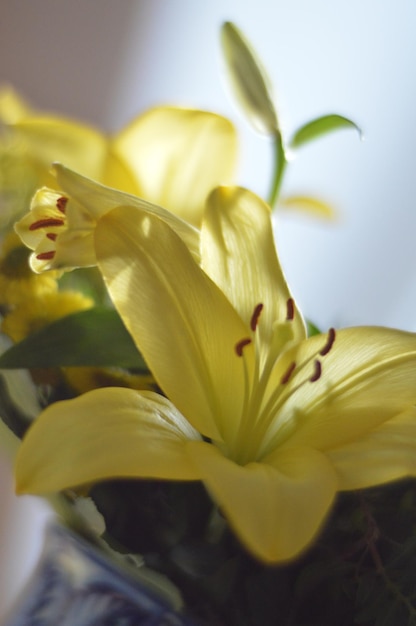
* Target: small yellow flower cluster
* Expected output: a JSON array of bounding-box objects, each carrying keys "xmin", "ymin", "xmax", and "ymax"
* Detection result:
[{"xmin": 0, "ymin": 231, "xmax": 58, "ymax": 310}]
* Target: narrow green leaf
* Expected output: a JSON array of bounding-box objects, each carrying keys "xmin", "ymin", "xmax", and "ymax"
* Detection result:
[
  {"xmin": 290, "ymin": 114, "xmax": 362, "ymax": 149},
  {"xmin": 0, "ymin": 307, "xmax": 147, "ymax": 370}
]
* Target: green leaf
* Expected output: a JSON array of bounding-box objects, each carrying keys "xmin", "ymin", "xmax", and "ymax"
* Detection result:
[
  {"xmin": 290, "ymin": 114, "xmax": 362, "ymax": 149},
  {"xmin": 0, "ymin": 307, "xmax": 147, "ymax": 370},
  {"xmin": 306, "ymin": 320, "xmax": 321, "ymax": 337}
]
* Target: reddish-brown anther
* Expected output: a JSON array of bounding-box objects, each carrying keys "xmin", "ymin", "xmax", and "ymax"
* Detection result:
[
  {"xmin": 320, "ymin": 327, "xmax": 336, "ymax": 356},
  {"xmin": 286, "ymin": 298, "xmax": 295, "ymax": 321},
  {"xmin": 35, "ymin": 251, "xmax": 56, "ymax": 260},
  {"xmin": 56, "ymin": 197, "xmax": 68, "ymax": 213},
  {"xmin": 250, "ymin": 303, "xmax": 264, "ymax": 331},
  {"xmin": 29, "ymin": 218, "xmax": 65, "ymax": 231},
  {"xmin": 310, "ymin": 359, "xmax": 322, "ymax": 382},
  {"xmin": 235, "ymin": 337, "xmax": 252, "ymax": 357}
]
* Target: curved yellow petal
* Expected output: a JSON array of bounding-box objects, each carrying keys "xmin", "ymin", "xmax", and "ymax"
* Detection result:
[
  {"xmin": 0, "ymin": 86, "xmax": 31, "ymax": 123},
  {"xmin": 202, "ymin": 186, "xmax": 306, "ymax": 357},
  {"xmin": 328, "ymin": 407, "xmax": 416, "ymax": 490},
  {"xmin": 15, "ymin": 388, "xmax": 201, "ymax": 495},
  {"xmin": 279, "ymin": 195, "xmax": 336, "ymax": 220},
  {"xmin": 95, "ymin": 206, "xmax": 253, "ymax": 444},
  {"xmin": 54, "ymin": 164, "xmax": 200, "ymax": 263},
  {"xmin": 102, "ymin": 148, "xmax": 140, "ymax": 195},
  {"xmin": 271, "ymin": 327, "xmax": 416, "ymax": 453},
  {"xmin": 16, "ymin": 165, "xmax": 201, "ymax": 274},
  {"xmin": 13, "ymin": 116, "xmax": 108, "ymax": 181},
  {"xmin": 112, "ymin": 107, "xmax": 238, "ymax": 226},
  {"xmin": 186, "ymin": 440, "xmax": 337, "ymax": 563}
]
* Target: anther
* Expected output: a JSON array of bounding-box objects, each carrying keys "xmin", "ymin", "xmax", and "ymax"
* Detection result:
[
  {"xmin": 250, "ymin": 303, "xmax": 264, "ymax": 331},
  {"xmin": 29, "ymin": 218, "xmax": 65, "ymax": 231},
  {"xmin": 310, "ymin": 359, "xmax": 322, "ymax": 382},
  {"xmin": 320, "ymin": 327, "xmax": 336, "ymax": 356},
  {"xmin": 46, "ymin": 233, "xmax": 57, "ymax": 241},
  {"xmin": 56, "ymin": 197, "xmax": 68, "ymax": 213},
  {"xmin": 235, "ymin": 338, "xmax": 252, "ymax": 357},
  {"xmin": 280, "ymin": 361, "xmax": 296, "ymax": 385},
  {"xmin": 286, "ymin": 298, "xmax": 295, "ymax": 321},
  {"xmin": 36, "ymin": 251, "xmax": 56, "ymax": 260}
]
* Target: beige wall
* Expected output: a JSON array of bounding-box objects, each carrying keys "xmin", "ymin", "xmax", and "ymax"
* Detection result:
[{"xmin": 0, "ymin": 1, "xmax": 144, "ymax": 127}]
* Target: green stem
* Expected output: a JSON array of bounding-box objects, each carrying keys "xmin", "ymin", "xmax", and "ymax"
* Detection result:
[{"xmin": 267, "ymin": 130, "xmax": 287, "ymax": 209}]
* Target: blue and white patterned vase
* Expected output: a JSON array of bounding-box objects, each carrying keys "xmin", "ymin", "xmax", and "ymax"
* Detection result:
[{"xmin": 3, "ymin": 523, "xmax": 194, "ymax": 626}]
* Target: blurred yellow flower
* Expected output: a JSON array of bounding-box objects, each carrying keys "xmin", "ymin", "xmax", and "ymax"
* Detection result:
[
  {"xmin": 0, "ymin": 232, "xmax": 58, "ymax": 307},
  {"xmin": 1, "ymin": 87, "xmax": 237, "ymax": 227}
]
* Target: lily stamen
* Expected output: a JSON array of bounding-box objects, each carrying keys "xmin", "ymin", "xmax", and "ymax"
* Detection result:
[
  {"xmin": 320, "ymin": 327, "xmax": 336, "ymax": 356},
  {"xmin": 253, "ymin": 329, "xmax": 336, "ymax": 448},
  {"xmin": 235, "ymin": 337, "xmax": 252, "ymax": 357},
  {"xmin": 310, "ymin": 359, "xmax": 322, "ymax": 382},
  {"xmin": 280, "ymin": 361, "xmax": 296, "ymax": 385},
  {"xmin": 250, "ymin": 303, "xmax": 264, "ymax": 331}
]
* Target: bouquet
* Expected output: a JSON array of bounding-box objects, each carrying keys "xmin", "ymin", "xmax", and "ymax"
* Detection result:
[{"xmin": 1, "ymin": 22, "xmax": 416, "ymax": 626}]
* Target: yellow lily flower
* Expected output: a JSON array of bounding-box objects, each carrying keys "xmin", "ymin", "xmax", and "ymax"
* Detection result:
[
  {"xmin": 2, "ymin": 87, "xmax": 237, "ymax": 225},
  {"xmin": 14, "ymin": 164, "xmax": 200, "ymax": 273},
  {"xmin": 15, "ymin": 188, "xmax": 416, "ymax": 564}
]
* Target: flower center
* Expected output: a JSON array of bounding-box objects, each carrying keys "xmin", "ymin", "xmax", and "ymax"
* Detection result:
[
  {"xmin": 28, "ymin": 196, "xmax": 69, "ymax": 263},
  {"xmin": 232, "ymin": 301, "xmax": 336, "ymax": 463}
]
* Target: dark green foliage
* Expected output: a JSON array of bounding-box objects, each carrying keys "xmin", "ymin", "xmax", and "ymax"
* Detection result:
[
  {"xmin": 0, "ymin": 307, "xmax": 147, "ymax": 370},
  {"xmin": 90, "ymin": 478, "xmax": 416, "ymax": 625}
]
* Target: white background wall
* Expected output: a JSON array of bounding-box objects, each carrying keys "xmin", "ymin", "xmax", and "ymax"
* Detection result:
[{"xmin": 1, "ymin": 0, "xmax": 415, "ymax": 619}]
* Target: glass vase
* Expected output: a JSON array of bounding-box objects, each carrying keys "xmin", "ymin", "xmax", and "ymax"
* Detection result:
[{"xmin": 3, "ymin": 522, "xmax": 194, "ymax": 626}]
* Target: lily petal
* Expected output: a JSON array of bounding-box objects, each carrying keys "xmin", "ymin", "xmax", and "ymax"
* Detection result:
[
  {"xmin": 112, "ymin": 107, "xmax": 238, "ymax": 226},
  {"xmin": 13, "ymin": 116, "xmax": 108, "ymax": 181},
  {"xmin": 186, "ymin": 440, "xmax": 337, "ymax": 563},
  {"xmin": 95, "ymin": 206, "xmax": 253, "ymax": 443},
  {"xmin": 270, "ymin": 327, "xmax": 416, "ymax": 454},
  {"xmin": 202, "ymin": 186, "xmax": 306, "ymax": 356},
  {"xmin": 15, "ymin": 388, "xmax": 201, "ymax": 495},
  {"xmin": 54, "ymin": 164, "xmax": 201, "ymax": 263},
  {"xmin": 0, "ymin": 86, "xmax": 31, "ymax": 123},
  {"xmin": 279, "ymin": 195, "xmax": 336, "ymax": 220},
  {"xmin": 328, "ymin": 407, "xmax": 416, "ymax": 490}
]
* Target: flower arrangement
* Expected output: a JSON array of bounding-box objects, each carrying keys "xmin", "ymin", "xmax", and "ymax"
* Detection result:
[{"xmin": 1, "ymin": 22, "xmax": 416, "ymax": 626}]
